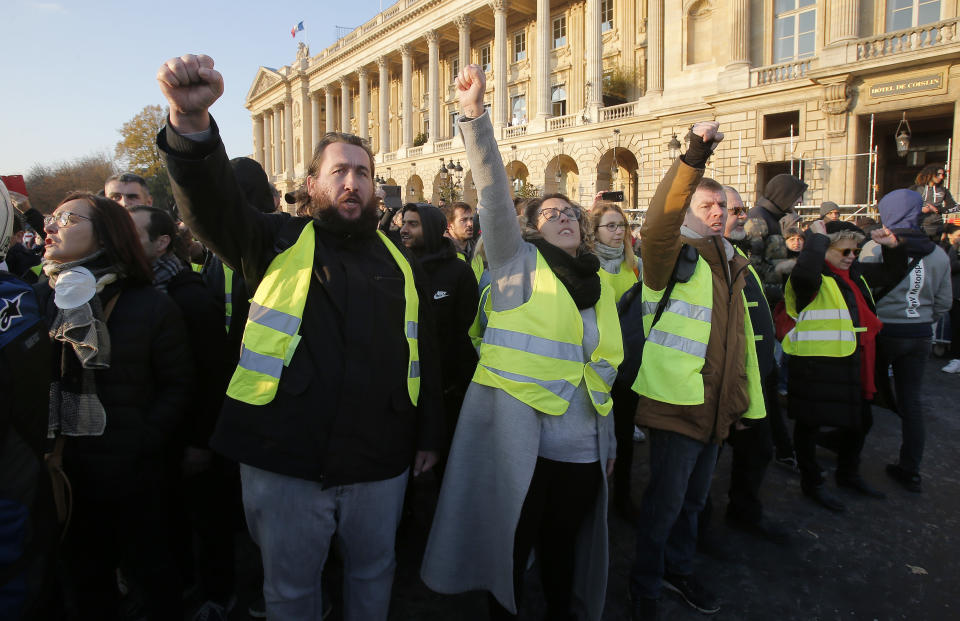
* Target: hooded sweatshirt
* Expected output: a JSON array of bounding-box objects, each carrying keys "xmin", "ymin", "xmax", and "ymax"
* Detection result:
[
  {"xmin": 747, "ymin": 174, "xmax": 808, "ymax": 237},
  {"xmin": 860, "ymin": 189, "xmax": 953, "ymax": 336},
  {"xmin": 403, "ymin": 203, "xmax": 480, "ymax": 391}
]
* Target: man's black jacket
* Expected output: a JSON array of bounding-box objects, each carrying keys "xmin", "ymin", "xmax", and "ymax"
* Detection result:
[{"xmin": 158, "ymin": 118, "xmax": 443, "ymax": 487}]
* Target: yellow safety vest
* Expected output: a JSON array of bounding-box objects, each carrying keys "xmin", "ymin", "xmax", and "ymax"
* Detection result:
[
  {"xmin": 470, "ymin": 252, "xmax": 484, "ymax": 283},
  {"xmin": 226, "ymin": 223, "xmax": 421, "ymax": 406},
  {"xmin": 468, "ymin": 283, "xmax": 492, "ymax": 352},
  {"xmin": 472, "ymin": 250, "xmax": 624, "ymax": 416},
  {"xmin": 193, "ymin": 261, "xmax": 236, "ymax": 332},
  {"xmin": 632, "ymin": 255, "xmax": 765, "ymax": 420},
  {"xmin": 781, "ymin": 275, "xmax": 869, "ymax": 358},
  {"xmin": 598, "ymin": 260, "xmax": 638, "ymax": 305}
]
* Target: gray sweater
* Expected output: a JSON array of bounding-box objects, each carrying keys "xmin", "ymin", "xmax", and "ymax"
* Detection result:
[{"xmin": 860, "ymin": 240, "xmax": 952, "ymax": 326}]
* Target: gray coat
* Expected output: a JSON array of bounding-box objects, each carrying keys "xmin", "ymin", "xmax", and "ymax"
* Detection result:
[{"xmin": 420, "ymin": 112, "xmax": 615, "ymax": 620}]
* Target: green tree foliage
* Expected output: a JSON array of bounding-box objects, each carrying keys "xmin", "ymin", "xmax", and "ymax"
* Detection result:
[
  {"xmin": 115, "ymin": 104, "xmax": 174, "ymax": 209},
  {"xmin": 25, "ymin": 152, "xmax": 116, "ymax": 214}
]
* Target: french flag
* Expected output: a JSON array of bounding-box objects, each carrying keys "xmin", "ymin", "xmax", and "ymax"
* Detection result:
[{"xmin": 291, "ymin": 21, "xmax": 304, "ymax": 37}]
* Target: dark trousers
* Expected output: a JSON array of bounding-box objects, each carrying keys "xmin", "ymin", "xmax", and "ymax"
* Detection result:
[
  {"xmin": 877, "ymin": 335, "xmax": 930, "ymax": 474},
  {"xmin": 764, "ymin": 371, "xmax": 794, "ymax": 458},
  {"xmin": 727, "ymin": 416, "xmax": 774, "ymax": 524},
  {"xmin": 489, "ymin": 457, "xmax": 601, "ymax": 620},
  {"xmin": 62, "ymin": 487, "xmax": 182, "ymax": 620},
  {"xmin": 611, "ymin": 382, "xmax": 639, "ymax": 500},
  {"xmin": 794, "ymin": 403, "xmax": 872, "ymax": 489},
  {"xmin": 950, "ymin": 301, "xmax": 960, "ymax": 358},
  {"xmin": 630, "ymin": 430, "xmax": 719, "ymax": 600},
  {"xmin": 170, "ymin": 456, "xmax": 238, "ymax": 603}
]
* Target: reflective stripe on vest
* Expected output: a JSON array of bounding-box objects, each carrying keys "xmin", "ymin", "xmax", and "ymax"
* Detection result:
[
  {"xmin": 223, "ymin": 264, "xmax": 234, "ymax": 332},
  {"xmin": 632, "ymin": 254, "xmax": 765, "ymax": 419},
  {"xmin": 226, "ymin": 223, "xmax": 420, "ymax": 406},
  {"xmin": 599, "ymin": 259, "xmax": 639, "ymax": 306},
  {"xmin": 472, "ymin": 250, "xmax": 623, "ymax": 416},
  {"xmin": 781, "ymin": 276, "xmax": 858, "ymax": 358}
]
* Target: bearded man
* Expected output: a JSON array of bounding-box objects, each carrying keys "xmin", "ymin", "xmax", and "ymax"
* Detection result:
[{"xmin": 155, "ymin": 53, "xmax": 442, "ymax": 621}]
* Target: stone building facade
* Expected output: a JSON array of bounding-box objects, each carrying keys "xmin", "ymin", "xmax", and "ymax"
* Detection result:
[{"xmin": 246, "ymin": 0, "xmax": 960, "ymax": 216}]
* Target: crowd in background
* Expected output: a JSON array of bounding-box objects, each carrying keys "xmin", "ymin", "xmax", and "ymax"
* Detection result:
[{"xmin": 1, "ymin": 55, "xmax": 957, "ymax": 621}]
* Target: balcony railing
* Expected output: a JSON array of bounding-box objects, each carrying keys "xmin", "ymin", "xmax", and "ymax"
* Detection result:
[
  {"xmin": 504, "ymin": 125, "xmax": 527, "ymax": 138},
  {"xmin": 383, "ymin": 152, "xmax": 397, "ymax": 162},
  {"xmin": 408, "ymin": 145, "xmax": 424, "ymax": 157},
  {"xmin": 856, "ymin": 17, "xmax": 960, "ymax": 60},
  {"xmin": 434, "ymin": 139, "xmax": 453, "ymax": 152},
  {"xmin": 750, "ymin": 58, "xmax": 813, "ymax": 86},
  {"xmin": 547, "ymin": 113, "xmax": 579, "ymax": 131},
  {"xmin": 600, "ymin": 101, "xmax": 638, "ymax": 122}
]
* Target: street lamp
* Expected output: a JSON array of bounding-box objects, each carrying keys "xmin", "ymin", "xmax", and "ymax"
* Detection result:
[
  {"xmin": 611, "ymin": 128, "xmax": 621, "ymax": 187},
  {"xmin": 667, "ymin": 134, "xmax": 682, "ymax": 160},
  {"xmin": 556, "ymin": 137, "xmax": 564, "ymax": 183},
  {"xmin": 895, "ymin": 112, "xmax": 912, "ymax": 158}
]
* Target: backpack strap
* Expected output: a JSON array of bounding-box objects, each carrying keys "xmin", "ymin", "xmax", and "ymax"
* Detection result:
[{"xmin": 875, "ymin": 255, "xmax": 923, "ymax": 302}]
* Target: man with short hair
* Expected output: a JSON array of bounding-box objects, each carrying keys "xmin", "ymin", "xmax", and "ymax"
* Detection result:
[
  {"xmin": 156, "ymin": 53, "xmax": 442, "ymax": 621},
  {"xmin": 105, "ymin": 172, "xmax": 153, "ymax": 208},
  {"xmin": 442, "ymin": 201, "xmax": 476, "ymax": 259},
  {"xmin": 722, "ymin": 185, "xmax": 748, "ymax": 242},
  {"xmin": 400, "ymin": 203, "xmax": 478, "ymax": 460},
  {"xmin": 819, "ymin": 201, "xmax": 841, "ymax": 222},
  {"xmin": 629, "ymin": 124, "xmax": 766, "ymax": 620}
]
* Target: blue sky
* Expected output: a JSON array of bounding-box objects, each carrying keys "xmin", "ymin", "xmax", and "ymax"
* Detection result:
[{"xmin": 0, "ymin": 0, "xmax": 384, "ymax": 175}]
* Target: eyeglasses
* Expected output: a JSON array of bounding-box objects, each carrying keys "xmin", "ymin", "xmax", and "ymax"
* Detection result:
[
  {"xmin": 936, "ymin": 171, "xmax": 945, "ymax": 177},
  {"xmin": 44, "ymin": 211, "xmax": 92, "ymax": 228},
  {"xmin": 834, "ymin": 247, "xmax": 861, "ymax": 257},
  {"xmin": 727, "ymin": 206, "xmax": 746, "ymax": 216},
  {"xmin": 599, "ymin": 222, "xmax": 628, "ymax": 232},
  {"xmin": 538, "ymin": 206, "xmax": 581, "ymax": 222}
]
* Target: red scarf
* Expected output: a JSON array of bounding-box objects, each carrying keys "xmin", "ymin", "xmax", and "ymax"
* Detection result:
[{"xmin": 827, "ymin": 264, "xmax": 883, "ymax": 400}]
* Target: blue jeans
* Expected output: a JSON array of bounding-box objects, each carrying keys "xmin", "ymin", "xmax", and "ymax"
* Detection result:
[
  {"xmin": 877, "ymin": 335, "xmax": 930, "ymax": 474},
  {"xmin": 240, "ymin": 465, "xmax": 408, "ymax": 621},
  {"xmin": 630, "ymin": 429, "xmax": 719, "ymax": 599}
]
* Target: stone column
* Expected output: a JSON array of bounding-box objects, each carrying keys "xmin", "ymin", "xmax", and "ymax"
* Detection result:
[
  {"xmin": 377, "ymin": 56, "xmax": 391, "ymax": 154},
  {"xmin": 311, "ymin": 92, "xmax": 321, "ymax": 146},
  {"xmin": 272, "ymin": 104, "xmax": 283, "ymax": 176},
  {"xmin": 401, "ymin": 43, "xmax": 414, "ymax": 149},
  {"xmin": 426, "ymin": 29, "xmax": 440, "ymax": 144},
  {"xmin": 252, "ymin": 114, "xmax": 264, "ymax": 167},
  {"xmin": 648, "ymin": 0, "xmax": 664, "ymax": 94},
  {"xmin": 299, "ymin": 86, "xmax": 312, "ymax": 171},
  {"xmin": 325, "ymin": 86, "xmax": 335, "ymax": 132},
  {"xmin": 358, "ymin": 67, "xmax": 370, "ymax": 141},
  {"xmin": 283, "ymin": 97, "xmax": 294, "ymax": 180},
  {"xmin": 728, "ymin": 0, "xmax": 750, "ymax": 67},
  {"xmin": 585, "ymin": 0, "xmax": 603, "ymax": 111},
  {"xmin": 340, "ymin": 77, "xmax": 351, "ymax": 133},
  {"xmin": 491, "ymin": 0, "xmax": 508, "ymax": 129},
  {"xmin": 262, "ymin": 111, "xmax": 272, "ymax": 175},
  {"xmin": 828, "ymin": 0, "xmax": 859, "ymax": 44},
  {"xmin": 456, "ymin": 15, "xmax": 473, "ymax": 73},
  {"xmin": 534, "ymin": 0, "xmax": 551, "ymax": 121}
]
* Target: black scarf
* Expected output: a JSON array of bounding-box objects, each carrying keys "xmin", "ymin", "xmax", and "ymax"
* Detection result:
[{"xmin": 529, "ymin": 238, "xmax": 601, "ymax": 309}]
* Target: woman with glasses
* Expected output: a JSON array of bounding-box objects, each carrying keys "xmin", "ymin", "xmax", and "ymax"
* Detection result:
[
  {"xmin": 590, "ymin": 201, "xmax": 643, "ymax": 519},
  {"xmin": 782, "ymin": 219, "xmax": 897, "ymax": 512},
  {"xmin": 910, "ymin": 163, "xmax": 956, "ymax": 240},
  {"xmin": 35, "ymin": 192, "xmax": 192, "ymax": 619},
  {"xmin": 423, "ymin": 65, "xmax": 623, "ymax": 621}
]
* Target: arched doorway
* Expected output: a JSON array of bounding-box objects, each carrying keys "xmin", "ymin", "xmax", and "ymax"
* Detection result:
[
  {"xmin": 504, "ymin": 160, "xmax": 530, "ymax": 198},
  {"xmin": 596, "ymin": 147, "xmax": 640, "ymax": 212},
  {"xmin": 544, "ymin": 155, "xmax": 580, "ymax": 199},
  {"xmin": 407, "ymin": 174, "xmax": 424, "ymax": 202}
]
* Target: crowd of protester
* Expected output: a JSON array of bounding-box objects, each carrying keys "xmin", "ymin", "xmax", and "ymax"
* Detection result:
[{"xmin": 0, "ymin": 55, "xmax": 957, "ymax": 621}]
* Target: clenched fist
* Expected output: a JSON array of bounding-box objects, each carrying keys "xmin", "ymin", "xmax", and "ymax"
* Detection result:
[
  {"xmin": 455, "ymin": 64, "xmax": 486, "ymax": 119},
  {"xmin": 157, "ymin": 54, "xmax": 224, "ymax": 134}
]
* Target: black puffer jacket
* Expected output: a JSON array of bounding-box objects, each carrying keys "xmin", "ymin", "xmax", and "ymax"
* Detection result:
[
  {"xmin": 34, "ymin": 280, "xmax": 193, "ymax": 499},
  {"xmin": 404, "ymin": 204, "xmax": 479, "ymax": 392},
  {"xmin": 747, "ymin": 173, "xmax": 808, "ymax": 238}
]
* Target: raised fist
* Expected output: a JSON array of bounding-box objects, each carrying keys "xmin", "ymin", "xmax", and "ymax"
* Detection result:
[
  {"xmin": 691, "ymin": 121, "xmax": 723, "ymax": 150},
  {"xmin": 157, "ymin": 54, "xmax": 224, "ymax": 133},
  {"xmin": 455, "ymin": 64, "xmax": 486, "ymax": 119},
  {"xmin": 871, "ymin": 226, "xmax": 899, "ymax": 248}
]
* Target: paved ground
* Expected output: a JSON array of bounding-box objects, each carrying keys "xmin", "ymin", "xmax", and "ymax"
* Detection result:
[{"xmin": 227, "ymin": 356, "xmax": 959, "ymax": 621}]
